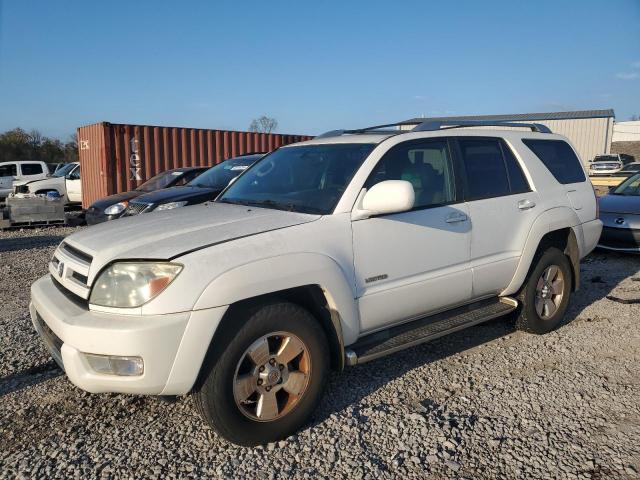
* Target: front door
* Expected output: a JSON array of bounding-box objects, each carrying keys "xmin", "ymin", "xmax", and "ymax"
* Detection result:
[
  {"xmin": 352, "ymin": 138, "xmax": 472, "ymax": 333},
  {"xmin": 65, "ymin": 165, "xmax": 82, "ymax": 203}
]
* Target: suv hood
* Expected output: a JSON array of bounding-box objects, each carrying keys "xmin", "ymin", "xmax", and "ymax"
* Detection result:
[
  {"xmin": 132, "ymin": 185, "xmax": 219, "ymax": 206},
  {"xmin": 64, "ymin": 202, "xmax": 320, "ymax": 275}
]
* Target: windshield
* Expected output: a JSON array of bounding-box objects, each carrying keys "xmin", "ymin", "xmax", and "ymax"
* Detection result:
[
  {"xmin": 189, "ymin": 155, "xmax": 260, "ymax": 189},
  {"xmin": 52, "ymin": 163, "xmax": 76, "ymax": 177},
  {"xmin": 137, "ymin": 170, "xmax": 185, "ymax": 192},
  {"xmin": 217, "ymin": 143, "xmax": 376, "ymax": 214},
  {"xmin": 612, "ymin": 173, "xmax": 640, "ymax": 196}
]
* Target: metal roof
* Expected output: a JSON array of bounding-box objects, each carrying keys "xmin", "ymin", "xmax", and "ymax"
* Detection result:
[{"xmin": 401, "ymin": 109, "xmax": 615, "ymax": 124}]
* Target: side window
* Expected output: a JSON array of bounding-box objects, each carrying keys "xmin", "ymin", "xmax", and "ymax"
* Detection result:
[
  {"xmin": 21, "ymin": 163, "xmax": 44, "ymax": 176},
  {"xmin": 365, "ymin": 140, "xmax": 456, "ymax": 209},
  {"xmin": 522, "ymin": 139, "xmax": 586, "ymax": 184},
  {"xmin": 458, "ymin": 138, "xmax": 510, "ymax": 200},
  {"xmin": 0, "ymin": 164, "xmax": 17, "ymax": 177},
  {"xmin": 501, "ymin": 142, "xmax": 530, "ymax": 194},
  {"xmin": 67, "ymin": 166, "xmax": 81, "ymax": 180}
]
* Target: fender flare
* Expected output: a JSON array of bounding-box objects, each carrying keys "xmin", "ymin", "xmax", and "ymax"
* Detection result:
[
  {"xmin": 501, "ymin": 207, "xmax": 580, "ymax": 296},
  {"xmin": 193, "ymin": 252, "xmax": 360, "ymax": 346}
]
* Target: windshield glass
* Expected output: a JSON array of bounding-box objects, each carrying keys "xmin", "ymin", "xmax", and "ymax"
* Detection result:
[
  {"xmin": 52, "ymin": 163, "xmax": 76, "ymax": 177},
  {"xmin": 137, "ymin": 170, "xmax": 185, "ymax": 192},
  {"xmin": 612, "ymin": 173, "xmax": 640, "ymax": 196},
  {"xmin": 189, "ymin": 155, "xmax": 260, "ymax": 189},
  {"xmin": 217, "ymin": 144, "xmax": 376, "ymax": 214}
]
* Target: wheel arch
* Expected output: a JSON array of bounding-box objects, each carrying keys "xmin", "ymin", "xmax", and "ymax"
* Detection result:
[
  {"xmin": 502, "ymin": 207, "xmax": 581, "ymax": 296},
  {"xmin": 191, "ymin": 253, "xmax": 360, "ymax": 385}
]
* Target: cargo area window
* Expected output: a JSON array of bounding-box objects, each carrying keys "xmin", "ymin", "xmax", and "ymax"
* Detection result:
[
  {"xmin": 522, "ymin": 139, "xmax": 586, "ymax": 184},
  {"xmin": 20, "ymin": 163, "xmax": 43, "ymax": 175},
  {"xmin": 0, "ymin": 164, "xmax": 17, "ymax": 177}
]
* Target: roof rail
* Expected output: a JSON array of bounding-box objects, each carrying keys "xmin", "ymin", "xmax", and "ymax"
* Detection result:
[
  {"xmin": 315, "ymin": 122, "xmax": 408, "ymax": 139},
  {"xmin": 412, "ymin": 120, "xmax": 552, "ymax": 134}
]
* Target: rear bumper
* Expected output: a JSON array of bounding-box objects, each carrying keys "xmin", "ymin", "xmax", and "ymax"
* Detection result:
[
  {"xmin": 598, "ymin": 226, "xmax": 640, "ymax": 252},
  {"xmin": 30, "ymin": 274, "xmax": 228, "ymax": 395}
]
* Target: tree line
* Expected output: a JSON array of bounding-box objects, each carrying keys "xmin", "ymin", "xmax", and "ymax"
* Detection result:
[{"xmin": 0, "ymin": 128, "xmax": 78, "ymax": 164}]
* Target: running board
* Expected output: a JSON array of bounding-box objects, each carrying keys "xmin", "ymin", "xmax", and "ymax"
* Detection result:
[{"xmin": 344, "ymin": 297, "xmax": 517, "ymax": 366}]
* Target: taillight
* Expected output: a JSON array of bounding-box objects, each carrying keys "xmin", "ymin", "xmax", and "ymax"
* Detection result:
[{"xmin": 593, "ymin": 187, "xmax": 600, "ymax": 219}]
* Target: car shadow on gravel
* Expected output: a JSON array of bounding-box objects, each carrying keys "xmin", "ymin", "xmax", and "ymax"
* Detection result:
[
  {"xmin": 312, "ymin": 251, "xmax": 640, "ymax": 425},
  {"xmin": 0, "ymin": 361, "xmax": 63, "ymax": 398},
  {"xmin": 0, "ymin": 235, "xmax": 66, "ymax": 253}
]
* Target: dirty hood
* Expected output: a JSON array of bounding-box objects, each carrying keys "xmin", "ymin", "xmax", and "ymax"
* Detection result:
[{"xmin": 65, "ymin": 202, "xmax": 319, "ymax": 272}]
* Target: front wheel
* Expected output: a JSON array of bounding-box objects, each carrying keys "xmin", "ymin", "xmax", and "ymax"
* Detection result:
[
  {"xmin": 194, "ymin": 302, "xmax": 329, "ymax": 446},
  {"xmin": 516, "ymin": 247, "xmax": 572, "ymax": 334}
]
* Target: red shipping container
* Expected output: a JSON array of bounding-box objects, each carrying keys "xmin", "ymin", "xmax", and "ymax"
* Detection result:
[{"xmin": 77, "ymin": 122, "xmax": 311, "ymax": 208}]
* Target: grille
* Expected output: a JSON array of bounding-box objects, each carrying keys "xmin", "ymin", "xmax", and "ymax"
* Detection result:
[
  {"xmin": 33, "ymin": 312, "xmax": 64, "ymax": 370},
  {"xmin": 61, "ymin": 242, "xmax": 93, "ymax": 265},
  {"xmin": 125, "ymin": 201, "xmax": 152, "ymax": 216}
]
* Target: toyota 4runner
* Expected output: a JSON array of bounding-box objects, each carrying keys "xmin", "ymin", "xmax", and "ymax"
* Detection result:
[{"xmin": 30, "ymin": 120, "xmax": 602, "ymax": 445}]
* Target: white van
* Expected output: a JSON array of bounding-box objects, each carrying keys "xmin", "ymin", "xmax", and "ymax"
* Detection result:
[{"xmin": 0, "ymin": 161, "xmax": 55, "ymax": 198}]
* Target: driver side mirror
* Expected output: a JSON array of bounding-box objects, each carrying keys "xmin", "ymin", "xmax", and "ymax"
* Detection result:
[{"xmin": 353, "ymin": 180, "xmax": 415, "ymax": 220}]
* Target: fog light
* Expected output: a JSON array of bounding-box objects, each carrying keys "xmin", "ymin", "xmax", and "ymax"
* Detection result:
[{"xmin": 84, "ymin": 353, "xmax": 144, "ymax": 376}]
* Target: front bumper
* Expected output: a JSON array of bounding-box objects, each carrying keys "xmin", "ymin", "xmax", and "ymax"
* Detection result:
[
  {"xmin": 30, "ymin": 274, "xmax": 228, "ymax": 395},
  {"xmin": 598, "ymin": 226, "xmax": 640, "ymax": 252}
]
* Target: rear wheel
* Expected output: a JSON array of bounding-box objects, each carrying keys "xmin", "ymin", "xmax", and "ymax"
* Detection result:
[
  {"xmin": 194, "ymin": 302, "xmax": 329, "ymax": 446},
  {"xmin": 516, "ymin": 247, "xmax": 572, "ymax": 334}
]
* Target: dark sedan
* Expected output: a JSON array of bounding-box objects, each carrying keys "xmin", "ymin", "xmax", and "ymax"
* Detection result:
[
  {"xmin": 123, "ymin": 153, "xmax": 264, "ymax": 216},
  {"xmin": 85, "ymin": 167, "xmax": 208, "ymax": 225},
  {"xmin": 597, "ymin": 173, "xmax": 640, "ymax": 252}
]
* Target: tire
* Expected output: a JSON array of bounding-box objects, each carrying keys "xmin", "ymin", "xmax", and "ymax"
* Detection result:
[
  {"xmin": 194, "ymin": 301, "xmax": 329, "ymax": 446},
  {"xmin": 516, "ymin": 247, "xmax": 572, "ymax": 334}
]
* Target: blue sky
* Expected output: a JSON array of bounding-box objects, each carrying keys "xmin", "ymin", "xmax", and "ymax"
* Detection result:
[{"xmin": 0, "ymin": 0, "xmax": 638, "ymax": 139}]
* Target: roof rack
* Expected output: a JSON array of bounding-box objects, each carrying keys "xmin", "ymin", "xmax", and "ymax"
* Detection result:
[
  {"xmin": 315, "ymin": 119, "xmax": 552, "ymax": 139},
  {"xmin": 412, "ymin": 120, "xmax": 552, "ymax": 133}
]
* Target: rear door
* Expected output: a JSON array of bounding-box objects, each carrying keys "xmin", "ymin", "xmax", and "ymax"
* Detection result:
[{"xmin": 455, "ymin": 137, "xmax": 539, "ymax": 298}]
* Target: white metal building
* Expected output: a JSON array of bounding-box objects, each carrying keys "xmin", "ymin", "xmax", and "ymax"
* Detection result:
[{"xmin": 400, "ymin": 110, "xmax": 615, "ymax": 165}]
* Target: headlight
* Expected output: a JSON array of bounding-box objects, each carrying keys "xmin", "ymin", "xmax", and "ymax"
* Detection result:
[
  {"xmin": 155, "ymin": 201, "xmax": 188, "ymax": 211},
  {"xmin": 89, "ymin": 262, "xmax": 182, "ymax": 308},
  {"xmin": 104, "ymin": 201, "xmax": 128, "ymax": 215}
]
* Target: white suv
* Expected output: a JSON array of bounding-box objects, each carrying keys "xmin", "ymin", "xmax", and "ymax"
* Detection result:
[{"xmin": 30, "ymin": 120, "xmax": 602, "ymax": 445}]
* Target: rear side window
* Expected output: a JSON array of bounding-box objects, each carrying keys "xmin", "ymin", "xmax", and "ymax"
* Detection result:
[
  {"xmin": 0, "ymin": 164, "xmax": 17, "ymax": 177},
  {"xmin": 458, "ymin": 139, "xmax": 509, "ymax": 200},
  {"xmin": 522, "ymin": 139, "xmax": 586, "ymax": 184},
  {"xmin": 21, "ymin": 163, "xmax": 43, "ymax": 175},
  {"xmin": 501, "ymin": 143, "xmax": 530, "ymax": 194}
]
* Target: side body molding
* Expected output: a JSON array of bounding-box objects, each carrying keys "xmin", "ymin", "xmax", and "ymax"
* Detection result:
[
  {"xmin": 193, "ymin": 253, "xmax": 361, "ymax": 346},
  {"xmin": 501, "ymin": 207, "xmax": 581, "ymax": 296}
]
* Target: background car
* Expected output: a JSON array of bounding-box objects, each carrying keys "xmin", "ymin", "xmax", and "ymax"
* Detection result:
[
  {"xmin": 85, "ymin": 167, "xmax": 208, "ymax": 225},
  {"xmin": 617, "ymin": 161, "xmax": 640, "ymax": 177},
  {"xmin": 588, "ymin": 153, "xmax": 635, "ymax": 176},
  {"xmin": 12, "ymin": 162, "xmax": 81, "ymax": 204},
  {"xmin": 0, "ymin": 160, "xmax": 55, "ymax": 198},
  {"xmin": 123, "ymin": 153, "xmax": 264, "ymax": 216},
  {"xmin": 597, "ymin": 172, "xmax": 640, "ymax": 252}
]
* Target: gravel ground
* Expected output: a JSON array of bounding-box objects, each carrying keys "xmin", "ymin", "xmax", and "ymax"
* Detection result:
[{"xmin": 1, "ymin": 226, "xmax": 639, "ymax": 479}]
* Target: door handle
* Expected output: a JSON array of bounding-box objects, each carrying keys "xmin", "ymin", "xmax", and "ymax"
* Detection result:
[
  {"xmin": 445, "ymin": 212, "xmax": 468, "ymax": 223},
  {"xmin": 518, "ymin": 199, "xmax": 536, "ymax": 210}
]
